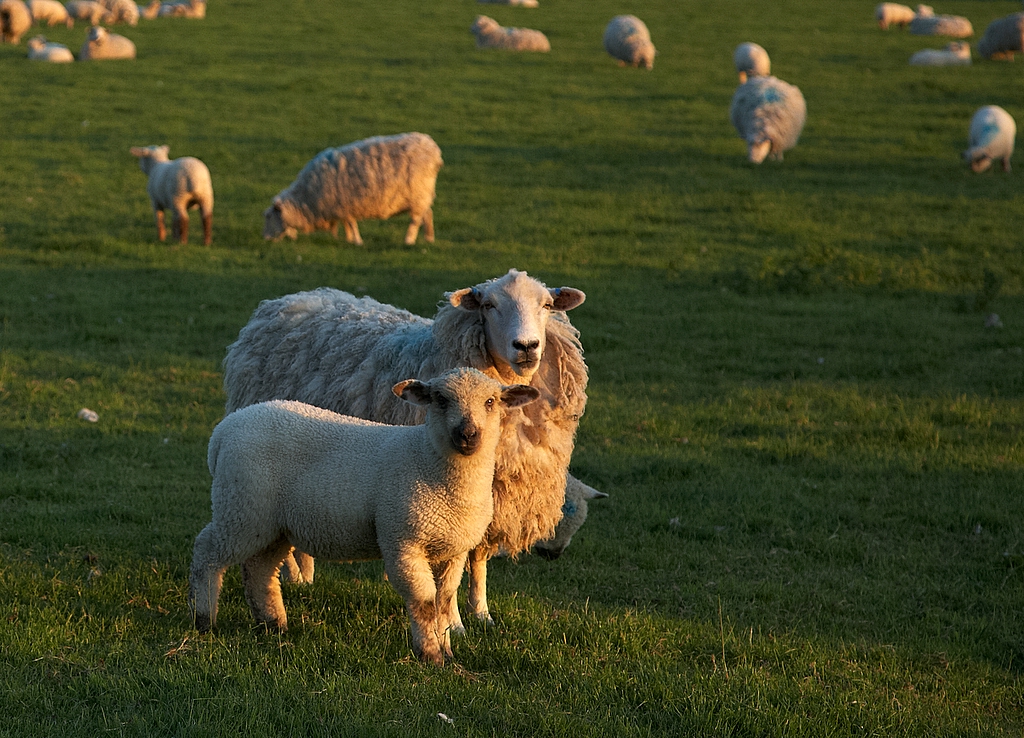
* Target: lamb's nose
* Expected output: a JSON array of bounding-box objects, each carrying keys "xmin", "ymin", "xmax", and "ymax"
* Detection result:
[
  {"xmin": 513, "ymin": 339, "xmax": 540, "ymax": 352},
  {"xmin": 454, "ymin": 424, "xmax": 480, "ymax": 455}
]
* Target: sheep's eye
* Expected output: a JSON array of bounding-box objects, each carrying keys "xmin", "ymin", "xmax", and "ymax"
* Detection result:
[
  {"xmin": 434, "ymin": 394, "xmax": 449, "ymax": 409},
  {"xmin": 482, "ymin": 302, "xmax": 495, "ymax": 311},
  {"xmin": 542, "ymin": 302, "xmax": 554, "ymax": 311},
  {"xmin": 485, "ymin": 397, "xmax": 495, "ymax": 411}
]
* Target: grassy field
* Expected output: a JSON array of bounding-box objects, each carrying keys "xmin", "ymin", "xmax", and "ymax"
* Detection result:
[{"xmin": 2, "ymin": 0, "xmax": 1023, "ymax": 734}]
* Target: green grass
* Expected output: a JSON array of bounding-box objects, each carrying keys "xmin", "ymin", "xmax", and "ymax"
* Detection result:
[{"xmin": 2, "ymin": 0, "xmax": 1023, "ymax": 734}]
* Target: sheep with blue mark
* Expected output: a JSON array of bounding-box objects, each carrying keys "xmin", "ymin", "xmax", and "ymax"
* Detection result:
[
  {"xmin": 963, "ymin": 105, "xmax": 1015, "ymax": 173},
  {"xmin": 730, "ymin": 75, "xmax": 807, "ymax": 163}
]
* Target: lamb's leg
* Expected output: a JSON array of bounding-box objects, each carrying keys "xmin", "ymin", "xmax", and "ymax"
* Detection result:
[
  {"xmin": 386, "ymin": 544, "xmax": 444, "ymax": 665},
  {"xmin": 344, "ymin": 217, "xmax": 363, "ymax": 246},
  {"xmin": 241, "ymin": 537, "xmax": 292, "ymax": 630},
  {"xmin": 201, "ymin": 208, "xmax": 212, "ymax": 246},
  {"xmin": 404, "ymin": 218, "xmax": 421, "ymax": 246},
  {"xmin": 1003, "ymin": 156, "xmax": 1012, "ymax": 173},
  {"xmin": 422, "ymin": 208, "xmax": 435, "ymax": 243},
  {"xmin": 173, "ymin": 207, "xmax": 190, "ymax": 244},
  {"xmin": 433, "ymin": 553, "xmax": 468, "ymax": 659},
  {"xmin": 189, "ymin": 523, "xmax": 230, "ymax": 632},
  {"xmin": 466, "ymin": 545, "xmax": 493, "ymax": 625},
  {"xmin": 154, "ymin": 209, "xmax": 166, "ymax": 242},
  {"xmin": 280, "ymin": 549, "xmax": 315, "ymax": 584}
]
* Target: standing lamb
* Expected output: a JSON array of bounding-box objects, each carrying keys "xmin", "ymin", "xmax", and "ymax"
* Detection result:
[
  {"xmin": 909, "ymin": 13, "xmax": 972, "ymax": 38},
  {"xmin": 64, "ymin": 0, "xmax": 106, "ymax": 24},
  {"xmin": 79, "ymin": 24, "xmax": 134, "ymax": 58},
  {"xmin": 963, "ymin": 105, "xmax": 1016, "ymax": 173},
  {"xmin": 263, "ymin": 133, "xmax": 442, "ymax": 246},
  {"xmin": 730, "ymin": 75, "xmax": 807, "ymax": 164},
  {"xmin": 909, "ymin": 41, "xmax": 971, "ymax": 65},
  {"xmin": 28, "ymin": 0, "xmax": 71, "ymax": 26},
  {"xmin": 470, "ymin": 15, "xmax": 549, "ymax": 52},
  {"xmin": 603, "ymin": 14, "xmax": 655, "ymax": 69},
  {"xmin": 0, "ymin": 0, "xmax": 31, "ymax": 43},
  {"xmin": 191, "ymin": 369, "xmax": 539, "ymax": 665},
  {"xmin": 27, "ymin": 34, "xmax": 72, "ymax": 60},
  {"xmin": 129, "ymin": 145, "xmax": 214, "ymax": 245},
  {"xmin": 875, "ymin": 3, "xmax": 915, "ymax": 29},
  {"xmin": 976, "ymin": 13, "xmax": 1024, "ymax": 61},
  {"xmin": 222, "ymin": 269, "xmax": 592, "ymax": 630},
  {"xmin": 734, "ymin": 42, "xmax": 770, "ymax": 83}
]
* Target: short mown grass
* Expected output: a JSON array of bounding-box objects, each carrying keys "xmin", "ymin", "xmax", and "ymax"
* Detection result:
[{"xmin": 1, "ymin": 0, "xmax": 1022, "ymax": 735}]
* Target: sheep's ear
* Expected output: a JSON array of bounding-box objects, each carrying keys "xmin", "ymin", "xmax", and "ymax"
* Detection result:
[
  {"xmin": 583, "ymin": 486, "xmax": 609, "ymax": 500},
  {"xmin": 500, "ymin": 384, "xmax": 540, "ymax": 408},
  {"xmin": 448, "ymin": 286, "xmax": 482, "ymax": 311},
  {"xmin": 272, "ymin": 198, "xmax": 283, "ymax": 212},
  {"xmin": 158, "ymin": 145, "xmax": 170, "ymax": 157},
  {"xmin": 129, "ymin": 147, "xmax": 147, "ymax": 157},
  {"xmin": 394, "ymin": 379, "xmax": 432, "ymax": 406},
  {"xmin": 550, "ymin": 287, "xmax": 585, "ymax": 312}
]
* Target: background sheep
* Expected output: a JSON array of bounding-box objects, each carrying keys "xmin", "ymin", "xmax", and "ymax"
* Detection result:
[
  {"xmin": 734, "ymin": 42, "xmax": 769, "ymax": 83},
  {"xmin": 100, "ymin": 0, "xmax": 137, "ymax": 25},
  {"xmin": 1, "ymin": 0, "xmax": 31, "ymax": 43},
  {"xmin": 471, "ymin": 15, "xmax": 550, "ymax": 52},
  {"xmin": 963, "ymin": 105, "xmax": 1016, "ymax": 173},
  {"xmin": 222, "ymin": 269, "xmax": 592, "ymax": 629},
  {"xmin": 730, "ymin": 75, "xmax": 807, "ymax": 164},
  {"xmin": 909, "ymin": 13, "xmax": 972, "ymax": 38},
  {"xmin": 976, "ymin": 13, "xmax": 1024, "ymax": 61},
  {"xmin": 530, "ymin": 476, "xmax": 607, "ymax": 561},
  {"xmin": 141, "ymin": 0, "xmax": 202, "ymax": 18},
  {"xmin": 28, "ymin": 0, "xmax": 71, "ymax": 27},
  {"xmin": 875, "ymin": 3, "xmax": 915, "ymax": 29},
  {"xmin": 64, "ymin": 0, "xmax": 106, "ymax": 25},
  {"xmin": 909, "ymin": 41, "xmax": 971, "ymax": 65},
  {"xmin": 27, "ymin": 33, "xmax": 72, "ymax": 60},
  {"xmin": 191, "ymin": 369, "xmax": 540, "ymax": 665},
  {"xmin": 478, "ymin": 0, "xmax": 538, "ymax": 6},
  {"xmin": 603, "ymin": 14, "xmax": 655, "ymax": 69},
  {"xmin": 129, "ymin": 145, "xmax": 214, "ymax": 245},
  {"xmin": 79, "ymin": 24, "xmax": 134, "ymax": 58}
]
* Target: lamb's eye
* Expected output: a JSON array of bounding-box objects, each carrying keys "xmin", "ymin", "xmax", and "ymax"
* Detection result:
[
  {"xmin": 482, "ymin": 302, "xmax": 495, "ymax": 311},
  {"xmin": 485, "ymin": 397, "xmax": 495, "ymax": 411},
  {"xmin": 542, "ymin": 302, "xmax": 553, "ymax": 310}
]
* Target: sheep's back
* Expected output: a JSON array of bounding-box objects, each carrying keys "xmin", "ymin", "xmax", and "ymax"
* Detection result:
[
  {"xmin": 977, "ymin": 13, "xmax": 1024, "ymax": 58},
  {"xmin": 730, "ymin": 76, "xmax": 806, "ymax": 150}
]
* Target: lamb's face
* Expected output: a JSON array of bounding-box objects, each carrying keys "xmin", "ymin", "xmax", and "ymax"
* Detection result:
[{"xmin": 263, "ymin": 202, "xmax": 297, "ymax": 241}]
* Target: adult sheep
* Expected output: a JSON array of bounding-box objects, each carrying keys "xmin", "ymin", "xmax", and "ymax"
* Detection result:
[
  {"xmin": 64, "ymin": 0, "xmax": 106, "ymax": 24},
  {"xmin": 263, "ymin": 132, "xmax": 442, "ymax": 246},
  {"xmin": 222, "ymin": 269, "xmax": 593, "ymax": 631},
  {"xmin": 471, "ymin": 15, "xmax": 550, "ymax": 52},
  {"xmin": 1, "ymin": 0, "xmax": 31, "ymax": 43},
  {"xmin": 28, "ymin": 0, "xmax": 72, "ymax": 26},
  {"xmin": 79, "ymin": 24, "xmax": 134, "ymax": 58},
  {"xmin": 976, "ymin": 13, "xmax": 1024, "ymax": 61},
  {"xmin": 603, "ymin": 14, "xmax": 655, "ymax": 69},
  {"xmin": 963, "ymin": 105, "xmax": 1015, "ymax": 173},
  {"xmin": 730, "ymin": 75, "xmax": 807, "ymax": 164},
  {"xmin": 734, "ymin": 42, "xmax": 769, "ymax": 83},
  {"xmin": 909, "ymin": 13, "xmax": 972, "ymax": 38},
  {"xmin": 875, "ymin": 2, "xmax": 915, "ymax": 29},
  {"xmin": 27, "ymin": 34, "xmax": 72, "ymax": 60},
  {"xmin": 909, "ymin": 41, "xmax": 970, "ymax": 65}
]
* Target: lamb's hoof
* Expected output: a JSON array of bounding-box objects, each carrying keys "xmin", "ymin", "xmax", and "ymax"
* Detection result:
[
  {"xmin": 474, "ymin": 611, "xmax": 495, "ymax": 628},
  {"xmin": 448, "ymin": 622, "xmax": 466, "ymax": 637},
  {"xmin": 193, "ymin": 613, "xmax": 212, "ymax": 633}
]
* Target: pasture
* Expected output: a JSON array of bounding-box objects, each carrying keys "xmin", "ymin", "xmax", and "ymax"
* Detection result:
[{"xmin": 1, "ymin": 0, "xmax": 1023, "ymax": 734}]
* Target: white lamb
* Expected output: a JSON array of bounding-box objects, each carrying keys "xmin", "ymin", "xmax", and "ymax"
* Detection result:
[
  {"xmin": 27, "ymin": 34, "xmax": 72, "ymax": 60},
  {"xmin": 977, "ymin": 13, "xmax": 1024, "ymax": 61},
  {"xmin": 64, "ymin": 0, "xmax": 106, "ymax": 24},
  {"xmin": 100, "ymin": 0, "xmax": 137, "ymax": 25},
  {"xmin": 1, "ymin": 0, "xmax": 31, "ymax": 43},
  {"xmin": 909, "ymin": 13, "xmax": 973, "ymax": 38},
  {"xmin": 603, "ymin": 14, "xmax": 655, "ymax": 69},
  {"xmin": 471, "ymin": 15, "xmax": 550, "ymax": 52},
  {"xmin": 876, "ymin": 2, "xmax": 915, "ymax": 29},
  {"xmin": 734, "ymin": 42, "xmax": 769, "ymax": 83},
  {"xmin": 79, "ymin": 24, "xmax": 134, "ymax": 58},
  {"xmin": 730, "ymin": 75, "xmax": 807, "ymax": 164},
  {"xmin": 222, "ymin": 269, "xmax": 593, "ymax": 630},
  {"xmin": 190, "ymin": 368, "xmax": 540, "ymax": 665},
  {"xmin": 909, "ymin": 41, "xmax": 971, "ymax": 65},
  {"xmin": 28, "ymin": 0, "xmax": 71, "ymax": 26},
  {"xmin": 963, "ymin": 105, "xmax": 1016, "ymax": 173},
  {"xmin": 478, "ymin": 0, "xmax": 538, "ymax": 6},
  {"xmin": 263, "ymin": 133, "xmax": 442, "ymax": 246},
  {"xmin": 129, "ymin": 145, "xmax": 213, "ymax": 245}
]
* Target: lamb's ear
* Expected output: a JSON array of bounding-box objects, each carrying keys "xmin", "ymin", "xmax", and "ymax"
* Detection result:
[
  {"xmin": 394, "ymin": 379, "xmax": 432, "ymax": 406},
  {"xmin": 500, "ymin": 384, "xmax": 540, "ymax": 408},
  {"xmin": 448, "ymin": 286, "xmax": 483, "ymax": 311},
  {"xmin": 550, "ymin": 287, "xmax": 585, "ymax": 312}
]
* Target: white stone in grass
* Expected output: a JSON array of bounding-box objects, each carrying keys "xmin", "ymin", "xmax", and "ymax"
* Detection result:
[
  {"xmin": 77, "ymin": 408, "xmax": 99, "ymax": 422},
  {"xmin": 437, "ymin": 713, "xmax": 455, "ymax": 725},
  {"xmin": 985, "ymin": 313, "xmax": 1003, "ymax": 328}
]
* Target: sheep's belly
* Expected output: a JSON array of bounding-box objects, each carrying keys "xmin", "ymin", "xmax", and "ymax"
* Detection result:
[{"xmin": 289, "ymin": 527, "xmax": 381, "ymax": 563}]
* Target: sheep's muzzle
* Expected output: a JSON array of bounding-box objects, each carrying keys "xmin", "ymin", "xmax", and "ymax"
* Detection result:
[{"xmin": 452, "ymin": 422, "xmax": 481, "ymax": 456}]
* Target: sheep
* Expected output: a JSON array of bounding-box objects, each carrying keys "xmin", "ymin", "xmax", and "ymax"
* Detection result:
[
  {"xmin": 100, "ymin": 0, "xmax": 137, "ymax": 25},
  {"xmin": 471, "ymin": 15, "xmax": 550, "ymax": 52},
  {"xmin": 190, "ymin": 368, "xmax": 541, "ymax": 665},
  {"xmin": 1, "ymin": 0, "xmax": 31, "ymax": 43},
  {"xmin": 64, "ymin": 0, "xmax": 106, "ymax": 24},
  {"xmin": 977, "ymin": 13, "xmax": 1024, "ymax": 61},
  {"xmin": 909, "ymin": 41, "xmax": 971, "ymax": 65},
  {"xmin": 222, "ymin": 269, "xmax": 592, "ymax": 630},
  {"xmin": 27, "ymin": 34, "xmax": 72, "ymax": 60},
  {"xmin": 79, "ymin": 24, "xmax": 134, "ymax": 58},
  {"xmin": 263, "ymin": 132, "xmax": 442, "ymax": 246},
  {"xmin": 129, "ymin": 145, "xmax": 213, "ymax": 245},
  {"xmin": 730, "ymin": 75, "xmax": 807, "ymax": 164},
  {"xmin": 28, "ymin": 0, "xmax": 71, "ymax": 26},
  {"xmin": 529, "ymin": 475, "xmax": 606, "ymax": 560},
  {"xmin": 603, "ymin": 14, "xmax": 655, "ymax": 69},
  {"xmin": 909, "ymin": 13, "xmax": 973, "ymax": 38},
  {"xmin": 734, "ymin": 42, "xmax": 770, "ymax": 83},
  {"xmin": 478, "ymin": 0, "xmax": 538, "ymax": 6},
  {"xmin": 875, "ymin": 3, "xmax": 915, "ymax": 29},
  {"xmin": 141, "ymin": 0, "xmax": 202, "ymax": 18},
  {"xmin": 963, "ymin": 105, "xmax": 1016, "ymax": 173}
]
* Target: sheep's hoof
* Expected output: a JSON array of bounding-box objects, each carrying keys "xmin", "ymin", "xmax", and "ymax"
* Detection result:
[{"xmin": 193, "ymin": 613, "xmax": 212, "ymax": 633}]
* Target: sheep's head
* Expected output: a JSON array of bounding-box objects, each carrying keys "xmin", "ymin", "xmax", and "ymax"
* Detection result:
[
  {"xmin": 27, "ymin": 35, "xmax": 46, "ymax": 52},
  {"xmin": 965, "ymin": 151, "xmax": 992, "ymax": 173},
  {"xmin": 471, "ymin": 15, "xmax": 499, "ymax": 35},
  {"xmin": 263, "ymin": 200, "xmax": 298, "ymax": 241},
  {"xmin": 87, "ymin": 25, "xmax": 107, "ymax": 43},
  {"xmin": 533, "ymin": 476, "xmax": 608, "ymax": 560},
  {"xmin": 394, "ymin": 368, "xmax": 539, "ymax": 457},
  {"xmin": 446, "ymin": 269, "xmax": 585, "ymax": 384},
  {"xmin": 129, "ymin": 145, "xmax": 171, "ymax": 174}
]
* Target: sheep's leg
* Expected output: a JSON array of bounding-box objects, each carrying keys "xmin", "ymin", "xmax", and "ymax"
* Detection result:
[
  {"xmin": 329, "ymin": 222, "xmax": 339, "ymax": 238},
  {"xmin": 1003, "ymin": 157, "xmax": 1012, "ymax": 173},
  {"xmin": 422, "ymin": 208, "xmax": 435, "ymax": 243},
  {"xmin": 201, "ymin": 208, "xmax": 212, "ymax": 246},
  {"xmin": 386, "ymin": 545, "xmax": 444, "ymax": 665},
  {"xmin": 432, "ymin": 553, "xmax": 468, "ymax": 658},
  {"xmin": 173, "ymin": 206, "xmax": 189, "ymax": 244},
  {"xmin": 343, "ymin": 217, "xmax": 363, "ymax": 246},
  {"xmin": 280, "ymin": 549, "xmax": 315, "ymax": 584},
  {"xmin": 466, "ymin": 546, "xmax": 493, "ymax": 625},
  {"xmin": 189, "ymin": 523, "xmax": 230, "ymax": 632},
  {"xmin": 404, "ymin": 217, "xmax": 421, "ymax": 246},
  {"xmin": 154, "ymin": 209, "xmax": 166, "ymax": 242},
  {"xmin": 241, "ymin": 537, "xmax": 292, "ymax": 630}
]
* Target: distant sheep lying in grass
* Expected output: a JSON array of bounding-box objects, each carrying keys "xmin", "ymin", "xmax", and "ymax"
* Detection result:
[
  {"xmin": 730, "ymin": 75, "xmax": 807, "ymax": 163},
  {"xmin": 27, "ymin": 33, "xmax": 72, "ymax": 60},
  {"xmin": 875, "ymin": 3, "xmax": 915, "ymax": 29},
  {"xmin": 79, "ymin": 24, "xmax": 134, "ymax": 58},
  {"xmin": 963, "ymin": 105, "xmax": 1015, "ymax": 173},
  {"xmin": 734, "ymin": 42, "xmax": 770, "ymax": 83},
  {"xmin": 603, "ymin": 14, "xmax": 655, "ymax": 69},
  {"xmin": 471, "ymin": 15, "xmax": 550, "ymax": 52},
  {"xmin": 478, "ymin": 0, "xmax": 537, "ymax": 6},
  {"xmin": 976, "ymin": 13, "xmax": 1024, "ymax": 61},
  {"xmin": 141, "ymin": 0, "xmax": 203, "ymax": 19},
  {"xmin": 263, "ymin": 132, "xmax": 443, "ymax": 246},
  {"xmin": 189, "ymin": 368, "xmax": 540, "ymax": 665},
  {"xmin": 910, "ymin": 13, "xmax": 972, "ymax": 38},
  {"xmin": 64, "ymin": 0, "xmax": 106, "ymax": 25},
  {"xmin": 28, "ymin": 0, "xmax": 71, "ymax": 26},
  {"xmin": 130, "ymin": 145, "xmax": 214, "ymax": 245},
  {"xmin": 1, "ymin": 0, "xmax": 31, "ymax": 43},
  {"xmin": 909, "ymin": 41, "xmax": 971, "ymax": 65},
  {"xmin": 100, "ymin": 0, "xmax": 137, "ymax": 25}
]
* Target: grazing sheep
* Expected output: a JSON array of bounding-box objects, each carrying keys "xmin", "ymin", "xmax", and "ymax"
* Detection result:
[
  {"xmin": 79, "ymin": 24, "xmax": 134, "ymax": 58},
  {"xmin": 222, "ymin": 269, "xmax": 591, "ymax": 630},
  {"xmin": 963, "ymin": 105, "xmax": 1016, "ymax": 173},
  {"xmin": 190, "ymin": 369, "xmax": 541, "ymax": 665},
  {"xmin": 977, "ymin": 13, "xmax": 1024, "ymax": 61},
  {"xmin": 603, "ymin": 14, "xmax": 655, "ymax": 69},
  {"xmin": 876, "ymin": 2, "xmax": 915, "ymax": 29},
  {"xmin": 27, "ymin": 33, "xmax": 72, "ymax": 60},
  {"xmin": 471, "ymin": 15, "xmax": 550, "ymax": 52},
  {"xmin": 129, "ymin": 145, "xmax": 214, "ymax": 245},
  {"xmin": 478, "ymin": 0, "xmax": 537, "ymax": 5},
  {"xmin": 64, "ymin": 0, "xmax": 106, "ymax": 24},
  {"xmin": 100, "ymin": 0, "xmax": 137, "ymax": 24},
  {"xmin": 263, "ymin": 132, "xmax": 442, "ymax": 246},
  {"xmin": 909, "ymin": 41, "xmax": 971, "ymax": 65},
  {"xmin": 910, "ymin": 13, "xmax": 972, "ymax": 38},
  {"xmin": 28, "ymin": 0, "xmax": 71, "ymax": 26},
  {"xmin": 734, "ymin": 42, "xmax": 770, "ymax": 83},
  {"xmin": 730, "ymin": 75, "xmax": 807, "ymax": 164},
  {"xmin": 142, "ymin": 0, "xmax": 202, "ymax": 18},
  {"xmin": 529, "ymin": 476, "xmax": 606, "ymax": 560},
  {"xmin": 1, "ymin": 0, "xmax": 31, "ymax": 42}
]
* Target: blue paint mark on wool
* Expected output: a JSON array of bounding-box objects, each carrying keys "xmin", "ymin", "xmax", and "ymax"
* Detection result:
[
  {"xmin": 977, "ymin": 122, "xmax": 1000, "ymax": 147},
  {"xmin": 562, "ymin": 500, "xmax": 578, "ymax": 517},
  {"xmin": 760, "ymin": 87, "xmax": 783, "ymax": 105}
]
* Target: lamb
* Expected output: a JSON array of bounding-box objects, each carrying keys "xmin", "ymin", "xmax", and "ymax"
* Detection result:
[
  {"xmin": 28, "ymin": 0, "xmax": 71, "ymax": 26},
  {"xmin": 27, "ymin": 34, "xmax": 72, "ymax": 60},
  {"xmin": 976, "ymin": 13, "xmax": 1024, "ymax": 61},
  {"xmin": 603, "ymin": 14, "xmax": 655, "ymax": 69},
  {"xmin": 909, "ymin": 41, "xmax": 971, "ymax": 65},
  {"xmin": 734, "ymin": 42, "xmax": 770, "ymax": 83},
  {"xmin": 0, "ymin": 0, "xmax": 31, "ymax": 43},
  {"xmin": 100, "ymin": 0, "xmax": 137, "ymax": 25},
  {"xmin": 79, "ymin": 24, "xmax": 134, "ymax": 58},
  {"xmin": 129, "ymin": 145, "xmax": 213, "ymax": 245},
  {"xmin": 909, "ymin": 13, "xmax": 973, "ymax": 38},
  {"xmin": 478, "ymin": 0, "xmax": 538, "ymax": 6},
  {"xmin": 222, "ymin": 269, "xmax": 592, "ymax": 630},
  {"xmin": 730, "ymin": 75, "xmax": 807, "ymax": 164},
  {"xmin": 64, "ymin": 0, "xmax": 106, "ymax": 24},
  {"xmin": 471, "ymin": 15, "xmax": 550, "ymax": 52},
  {"xmin": 263, "ymin": 133, "xmax": 442, "ymax": 246},
  {"xmin": 875, "ymin": 3, "xmax": 915, "ymax": 29},
  {"xmin": 190, "ymin": 368, "xmax": 541, "ymax": 665},
  {"xmin": 963, "ymin": 105, "xmax": 1016, "ymax": 173}
]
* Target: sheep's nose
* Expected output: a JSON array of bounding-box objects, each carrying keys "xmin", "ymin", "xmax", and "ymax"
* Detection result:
[
  {"xmin": 453, "ymin": 424, "xmax": 480, "ymax": 455},
  {"xmin": 512, "ymin": 339, "xmax": 540, "ymax": 353}
]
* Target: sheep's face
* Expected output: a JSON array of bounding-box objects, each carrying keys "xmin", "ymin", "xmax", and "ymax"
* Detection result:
[
  {"xmin": 27, "ymin": 35, "xmax": 46, "ymax": 51},
  {"xmin": 533, "ymin": 478, "xmax": 607, "ymax": 560},
  {"xmin": 129, "ymin": 145, "xmax": 171, "ymax": 173},
  {"xmin": 87, "ymin": 24, "xmax": 106, "ymax": 43},
  {"xmin": 447, "ymin": 269, "xmax": 585, "ymax": 383},
  {"xmin": 471, "ymin": 15, "xmax": 498, "ymax": 35},
  {"xmin": 263, "ymin": 202, "xmax": 298, "ymax": 241},
  {"xmin": 394, "ymin": 368, "xmax": 539, "ymax": 458},
  {"xmin": 967, "ymin": 153, "xmax": 993, "ymax": 173}
]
